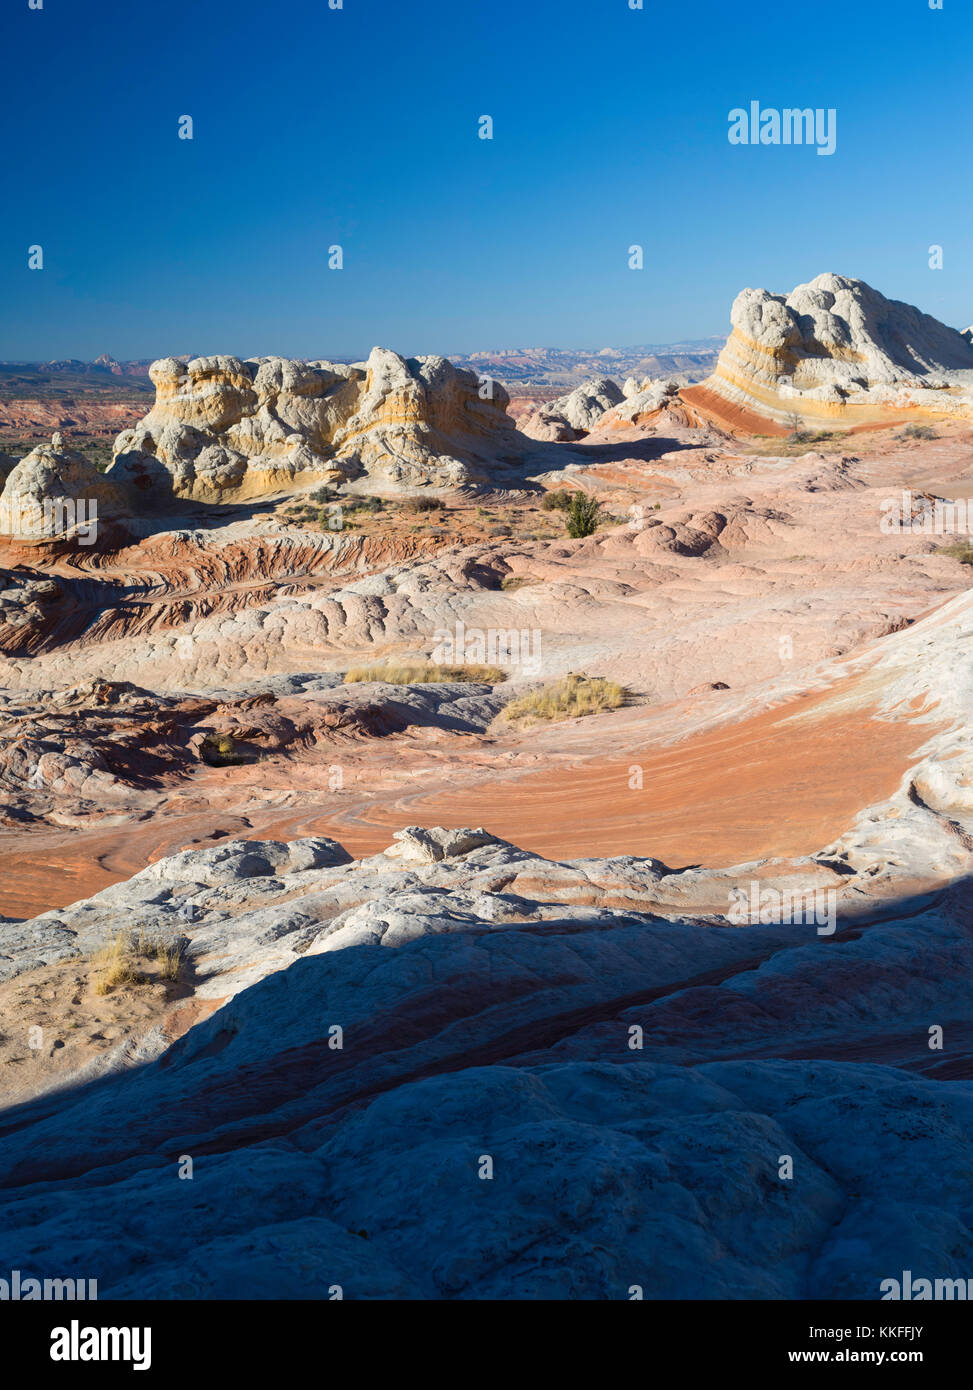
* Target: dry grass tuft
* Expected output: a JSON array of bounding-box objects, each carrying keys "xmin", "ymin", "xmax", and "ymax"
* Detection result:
[
  {"xmin": 91, "ymin": 936, "xmax": 146, "ymax": 995},
  {"xmin": 91, "ymin": 931, "xmax": 183, "ymax": 995},
  {"xmin": 501, "ymin": 672, "xmax": 628, "ymax": 725},
  {"xmin": 344, "ymin": 663, "xmax": 506, "ymax": 685}
]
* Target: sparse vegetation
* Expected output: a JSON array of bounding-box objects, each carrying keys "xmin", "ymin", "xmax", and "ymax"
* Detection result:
[
  {"xmin": 541, "ymin": 490, "xmax": 572, "ymax": 512},
  {"xmin": 937, "ymin": 543, "xmax": 973, "ymax": 565},
  {"xmin": 406, "ymin": 495, "xmax": 445, "ymax": 513},
  {"xmin": 781, "ymin": 412, "xmax": 843, "ymax": 447},
  {"xmin": 786, "ymin": 427, "xmax": 838, "ymax": 445},
  {"xmin": 344, "ymin": 662, "xmax": 506, "ymax": 685},
  {"xmin": 565, "ymin": 491, "xmax": 601, "ymax": 538},
  {"xmin": 91, "ymin": 931, "xmax": 184, "ymax": 995},
  {"xmin": 200, "ymin": 732, "xmax": 252, "ymax": 766},
  {"xmin": 91, "ymin": 935, "xmax": 146, "ymax": 995},
  {"xmin": 501, "ymin": 672, "xmax": 628, "ymax": 724},
  {"xmin": 345, "ymin": 495, "xmax": 385, "ymax": 513},
  {"xmin": 133, "ymin": 930, "xmax": 184, "ymax": 981},
  {"xmin": 896, "ymin": 423, "xmax": 938, "ymax": 442},
  {"xmin": 500, "ymin": 574, "xmax": 539, "ymax": 591}
]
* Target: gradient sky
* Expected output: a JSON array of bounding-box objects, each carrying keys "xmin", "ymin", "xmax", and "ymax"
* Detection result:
[{"xmin": 2, "ymin": 0, "xmax": 970, "ymax": 360}]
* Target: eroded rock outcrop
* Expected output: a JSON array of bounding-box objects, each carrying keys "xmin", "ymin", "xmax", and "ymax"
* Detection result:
[
  {"xmin": 0, "ymin": 436, "xmax": 129, "ymax": 539},
  {"xmin": 684, "ymin": 272, "xmax": 973, "ymax": 432},
  {"xmin": 109, "ymin": 348, "xmax": 528, "ymax": 502},
  {"xmin": 1, "ymin": 816, "xmax": 973, "ymax": 1297},
  {"xmin": 518, "ymin": 376, "xmax": 625, "ymax": 440}
]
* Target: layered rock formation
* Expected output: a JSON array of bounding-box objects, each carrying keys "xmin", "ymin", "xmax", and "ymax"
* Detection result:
[
  {"xmin": 684, "ymin": 272, "xmax": 973, "ymax": 433},
  {"xmin": 108, "ymin": 348, "xmax": 528, "ymax": 502},
  {"xmin": 0, "ymin": 435, "xmax": 128, "ymax": 540},
  {"xmin": 1, "ymin": 791, "xmax": 972, "ymax": 1297},
  {"xmin": 518, "ymin": 376, "xmax": 624, "ymax": 440}
]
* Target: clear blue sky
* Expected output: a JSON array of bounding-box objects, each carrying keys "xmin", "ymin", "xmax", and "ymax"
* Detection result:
[{"xmin": 1, "ymin": 0, "xmax": 970, "ymax": 360}]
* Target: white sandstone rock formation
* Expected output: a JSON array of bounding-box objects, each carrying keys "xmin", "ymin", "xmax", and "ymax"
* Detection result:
[
  {"xmin": 0, "ymin": 437, "xmax": 129, "ymax": 540},
  {"xmin": 519, "ymin": 376, "xmax": 625, "ymax": 440},
  {"xmin": 108, "ymin": 348, "xmax": 529, "ymax": 503},
  {"xmin": 1, "ymin": 809, "xmax": 972, "ymax": 1297},
  {"xmin": 692, "ymin": 272, "xmax": 973, "ymax": 431}
]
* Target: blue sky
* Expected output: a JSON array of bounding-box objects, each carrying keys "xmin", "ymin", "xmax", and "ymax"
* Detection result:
[{"xmin": 1, "ymin": 0, "xmax": 970, "ymax": 360}]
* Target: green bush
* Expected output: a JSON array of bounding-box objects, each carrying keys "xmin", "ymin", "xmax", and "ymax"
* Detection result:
[
  {"xmin": 541, "ymin": 490, "xmax": 572, "ymax": 512},
  {"xmin": 565, "ymin": 491, "xmax": 601, "ymax": 538}
]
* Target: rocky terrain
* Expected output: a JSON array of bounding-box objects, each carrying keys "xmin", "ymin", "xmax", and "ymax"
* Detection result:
[
  {"xmin": 1, "ymin": 276, "xmax": 973, "ymax": 1300},
  {"xmin": 686, "ymin": 272, "xmax": 973, "ymax": 434}
]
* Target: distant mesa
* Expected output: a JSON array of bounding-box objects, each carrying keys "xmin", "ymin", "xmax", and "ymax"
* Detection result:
[
  {"xmin": 107, "ymin": 347, "xmax": 529, "ymax": 503},
  {"xmin": 683, "ymin": 272, "xmax": 973, "ymax": 434}
]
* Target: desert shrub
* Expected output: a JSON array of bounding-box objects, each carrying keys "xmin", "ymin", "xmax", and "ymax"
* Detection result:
[
  {"xmin": 938, "ymin": 543, "xmax": 973, "ymax": 564},
  {"xmin": 797, "ymin": 430, "xmax": 837, "ymax": 444},
  {"xmin": 309, "ymin": 485, "xmax": 334, "ymax": 503},
  {"xmin": 897, "ymin": 423, "xmax": 938, "ymax": 441},
  {"xmin": 406, "ymin": 496, "xmax": 445, "ymax": 513},
  {"xmin": 500, "ymin": 574, "xmax": 538, "ymax": 591},
  {"xmin": 501, "ymin": 672, "xmax": 627, "ymax": 724},
  {"xmin": 565, "ymin": 491, "xmax": 601, "ymax": 538},
  {"xmin": 133, "ymin": 930, "xmax": 184, "ymax": 981},
  {"xmin": 200, "ymin": 733, "xmax": 251, "ymax": 766},
  {"xmin": 344, "ymin": 662, "xmax": 506, "ymax": 685},
  {"xmin": 541, "ymin": 490, "xmax": 572, "ymax": 512}
]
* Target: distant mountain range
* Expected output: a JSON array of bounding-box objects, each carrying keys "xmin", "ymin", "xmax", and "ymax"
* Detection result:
[
  {"xmin": 447, "ymin": 341, "xmax": 723, "ymax": 389},
  {"xmin": 0, "ymin": 358, "xmax": 155, "ymax": 402}
]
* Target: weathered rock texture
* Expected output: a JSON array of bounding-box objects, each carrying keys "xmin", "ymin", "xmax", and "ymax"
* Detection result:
[
  {"xmin": 0, "ymin": 438, "xmax": 128, "ymax": 539},
  {"xmin": 108, "ymin": 348, "xmax": 528, "ymax": 502},
  {"xmin": 684, "ymin": 273, "xmax": 973, "ymax": 433},
  {"xmin": 518, "ymin": 376, "xmax": 625, "ymax": 440},
  {"xmin": 0, "ymin": 807, "xmax": 972, "ymax": 1298}
]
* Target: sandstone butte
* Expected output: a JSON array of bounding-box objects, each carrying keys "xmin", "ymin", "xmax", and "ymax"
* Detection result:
[{"xmin": 0, "ymin": 274, "xmax": 973, "ymax": 1300}]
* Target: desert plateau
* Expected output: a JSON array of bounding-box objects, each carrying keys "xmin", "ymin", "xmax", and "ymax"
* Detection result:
[{"xmin": 3, "ymin": 0, "xmax": 972, "ymax": 1348}]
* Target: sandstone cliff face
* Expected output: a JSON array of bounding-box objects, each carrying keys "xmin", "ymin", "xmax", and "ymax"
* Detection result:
[
  {"xmin": 109, "ymin": 348, "xmax": 525, "ymax": 502},
  {"xmin": 690, "ymin": 272, "xmax": 973, "ymax": 431},
  {"xmin": 0, "ymin": 437, "xmax": 128, "ymax": 539}
]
